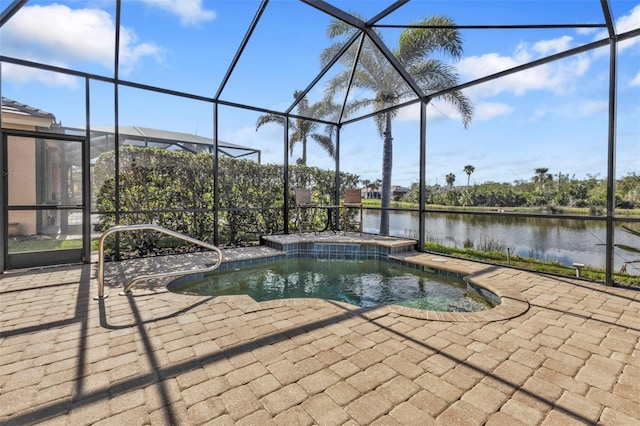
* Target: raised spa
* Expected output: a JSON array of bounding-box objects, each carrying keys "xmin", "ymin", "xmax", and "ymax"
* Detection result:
[{"xmin": 169, "ymin": 258, "xmax": 498, "ymax": 312}]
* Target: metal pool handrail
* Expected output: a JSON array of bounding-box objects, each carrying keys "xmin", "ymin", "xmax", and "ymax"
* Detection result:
[{"xmin": 95, "ymin": 224, "xmax": 222, "ymax": 299}]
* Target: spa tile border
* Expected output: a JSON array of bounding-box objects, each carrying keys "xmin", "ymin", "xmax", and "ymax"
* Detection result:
[{"xmin": 261, "ymin": 233, "xmax": 416, "ymax": 260}]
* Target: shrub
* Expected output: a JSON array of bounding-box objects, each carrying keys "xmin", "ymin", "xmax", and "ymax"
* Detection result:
[{"xmin": 94, "ymin": 146, "xmax": 359, "ymax": 256}]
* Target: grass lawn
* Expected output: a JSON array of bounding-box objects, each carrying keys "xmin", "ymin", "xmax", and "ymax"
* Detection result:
[
  {"xmin": 424, "ymin": 241, "xmax": 640, "ymax": 287},
  {"xmin": 8, "ymin": 238, "xmax": 83, "ymax": 253}
]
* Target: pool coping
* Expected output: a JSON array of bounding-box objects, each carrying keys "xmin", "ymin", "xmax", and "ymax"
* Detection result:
[{"xmin": 171, "ymin": 234, "xmax": 530, "ymax": 323}]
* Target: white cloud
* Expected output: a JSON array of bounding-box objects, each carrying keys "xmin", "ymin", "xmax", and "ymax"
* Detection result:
[
  {"xmin": 458, "ymin": 40, "xmax": 592, "ymax": 98},
  {"xmin": 457, "ymin": 7, "xmax": 639, "ymax": 100},
  {"xmin": 119, "ymin": 28, "xmax": 165, "ymax": 74},
  {"xmin": 533, "ymin": 36, "xmax": 574, "ymax": 56},
  {"xmin": 616, "ymin": 4, "xmax": 640, "ymax": 33},
  {"xmin": 475, "ymin": 102, "xmax": 514, "ymax": 120},
  {"xmin": 395, "ymin": 100, "xmax": 469, "ymax": 125},
  {"xmin": 576, "ymin": 27, "xmax": 599, "ymax": 36},
  {"xmin": 395, "ymin": 103, "xmax": 420, "ymax": 121},
  {"xmin": 142, "ymin": 0, "xmax": 216, "ymax": 26},
  {"xmin": 458, "ymin": 52, "xmax": 519, "ymax": 84},
  {"xmin": 1, "ymin": 62, "xmax": 79, "ymax": 88},
  {"xmin": 631, "ymin": 71, "xmax": 640, "ymax": 87},
  {"xmin": 530, "ymin": 99, "xmax": 608, "ymax": 121},
  {"xmin": 0, "ymin": 4, "xmax": 162, "ymax": 79}
]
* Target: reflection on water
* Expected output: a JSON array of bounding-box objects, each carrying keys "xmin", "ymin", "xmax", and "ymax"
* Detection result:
[
  {"xmin": 170, "ymin": 258, "xmax": 496, "ymax": 312},
  {"xmin": 363, "ymin": 210, "xmax": 638, "ymax": 273}
]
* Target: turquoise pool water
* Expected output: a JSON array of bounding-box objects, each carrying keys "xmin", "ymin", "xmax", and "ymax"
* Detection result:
[{"xmin": 169, "ymin": 258, "xmax": 497, "ymax": 312}]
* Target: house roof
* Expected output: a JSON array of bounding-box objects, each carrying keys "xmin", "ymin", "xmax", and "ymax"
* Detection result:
[
  {"xmin": 2, "ymin": 97, "xmax": 255, "ymax": 153},
  {"xmin": 90, "ymin": 125, "xmax": 253, "ymax": 152},
  {"xmin": 1, "ymin": 97, "xmax": 56, "ymax": 120},
  {"xmin": 2, "ymin": 97, "xmax": 260, "ymax": 164}
]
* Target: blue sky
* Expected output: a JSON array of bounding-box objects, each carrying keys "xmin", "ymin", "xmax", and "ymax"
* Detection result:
[{"xmin": 1, "ymin": 0, "xmax": 638, "ymax": 187}]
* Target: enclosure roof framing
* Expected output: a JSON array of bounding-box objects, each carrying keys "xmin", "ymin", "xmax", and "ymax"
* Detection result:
[{"xmin": 1, "ymin": 0, "xmax": 636, "ymax": 127}]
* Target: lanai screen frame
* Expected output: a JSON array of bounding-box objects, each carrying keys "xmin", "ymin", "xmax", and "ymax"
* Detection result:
[{"xmin": 1, "ymin": 0, "xmax": 639, "ymax": 285}]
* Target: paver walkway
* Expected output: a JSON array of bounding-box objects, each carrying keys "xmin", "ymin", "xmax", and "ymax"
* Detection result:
[{"xmin": 1, "ymin": 247, "xmax": 639, "ymax": 425}]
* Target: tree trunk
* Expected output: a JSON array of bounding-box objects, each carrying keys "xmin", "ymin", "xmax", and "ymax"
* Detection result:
[
  {"xmin": 380, "ymin": 112, "xmax": 393, "ymax": 236},
  {"xmin": 302, "ymin": 139, "xmax": 307, "ymax": 165}
]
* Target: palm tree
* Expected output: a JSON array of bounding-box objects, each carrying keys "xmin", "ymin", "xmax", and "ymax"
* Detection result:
[
  {"xmin": 256, "ymin": 90, "xmax": 335, "ymax": 165},
  {"xmin": 321, "ymin": 15, "xmax": 473, "ymax": 235},
  {"xmin": 534, "ymin": 167, "xmax": 550, "ymax": 192},
  {"xmin": 446, "ymin": 173, "xmax": 456, "ymax": 187},
  {"xmin": 463, "ymin": 164, "xmax": 475, "ymax": 187}
]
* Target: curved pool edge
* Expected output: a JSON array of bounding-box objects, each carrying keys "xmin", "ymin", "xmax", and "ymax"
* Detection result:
[
  {"xmin": 388, "ymin": 252, "xmax": 530, "ymax": 322},
  {"xmin": 188, "ymin": 289, "xmax": 529, "ymax": 323},
  {"xmin": 168, "ymin": 269, "xmax": 529, "ymax": 325},
  {"xmin": 163, "ymin": 244, "xmax": 530, "ymax": 323}
]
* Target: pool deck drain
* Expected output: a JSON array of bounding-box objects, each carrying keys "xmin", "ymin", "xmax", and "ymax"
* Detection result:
[{"xmin": 2, "ymin": 232, "xmax": 640, "ymax": 424}]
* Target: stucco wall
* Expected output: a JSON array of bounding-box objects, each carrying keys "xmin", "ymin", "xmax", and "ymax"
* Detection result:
[{"xmin": 7, "ymin": 136, "xmax": 37, "ymax": 235}]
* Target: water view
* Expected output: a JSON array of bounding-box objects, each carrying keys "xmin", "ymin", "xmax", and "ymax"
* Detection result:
[{"xmin": 363, "ymin": 210, "xmax": 639, "ymax": 274}]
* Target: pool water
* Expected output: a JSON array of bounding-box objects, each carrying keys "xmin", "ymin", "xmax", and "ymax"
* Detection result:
[{"xmin": 169, "ymin": 258, "xmax": 497, "ymax": 312}]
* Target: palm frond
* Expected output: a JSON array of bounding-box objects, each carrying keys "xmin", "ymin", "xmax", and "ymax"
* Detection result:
[
  {"xmin": 310, "ymin": 133, "xmax": 336, "ymax": 159},
  {"xmin": 398, "ymin": 16, "xmax": 464, "ymax": 66},
  {"xmin": 621, "ymin": 225, "xmax": 640, "ymax": 238},
  {"xmin": 320, "ymin": 42, "xmax": 349, "ymax": 68},
  {"xmin": 326, "ymin": 18, "xmax": 358, "ymax": 39},
  {"xmin": 408, "ymin": 60, "xmax": 472, "ymax": 127},
  {"xmin": 442, "ymin": 91, "xmax": 473, "ymax": 128},
  {"xmin": 342, "ymin": 97, "xmax": 378, "ymax": 118},
  {"xmin": 409, "ymin": 59, "xmax": 458, "ymax": 90},
  {"xmin": 289, "ymin": 130, "xmax": 303, "ymax": 144},
  {"xmin": 615, "ymin": 244, "xmax": 640, "ymax": 254},
  {"xmin": 255, "ymin": 114, "xmax": 285, "ymax": 131},
  {"xmin": 321, "ymin": 13, "xmax": 473, "ymax": 132}
]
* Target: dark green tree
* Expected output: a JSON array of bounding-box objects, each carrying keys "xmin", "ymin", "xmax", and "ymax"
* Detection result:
[
  {"xmin": 321, "ymin": 15, "xmax": 473, "ymax": 235},
  {"xmin": 446, "ymin": 173, "xmax": 456, "ymax": 187}
]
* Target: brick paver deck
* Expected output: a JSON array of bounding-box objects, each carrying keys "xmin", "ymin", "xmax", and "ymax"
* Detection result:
[{"xmin": 2, "ymin": 243, "xmax": 639, "ymax": 425}]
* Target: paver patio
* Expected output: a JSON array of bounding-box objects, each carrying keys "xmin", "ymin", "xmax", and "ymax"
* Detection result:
[{"xmin": 1, "ymin": 237, "xmax": 639, "ymax": 425}]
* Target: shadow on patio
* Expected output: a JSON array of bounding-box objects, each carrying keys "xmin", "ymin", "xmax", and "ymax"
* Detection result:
[{"xmin": 1, "ymin": 254, "xmax": 640, "ymax": 424}]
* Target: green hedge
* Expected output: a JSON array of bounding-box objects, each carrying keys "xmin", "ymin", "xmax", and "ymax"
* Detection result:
[{"xmin": 94, "ymin": 146, "xmax": 359, "ymax": 257}]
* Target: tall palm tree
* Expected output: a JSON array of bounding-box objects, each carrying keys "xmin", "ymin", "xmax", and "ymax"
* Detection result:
[
  {"xmin": 464, "ymin": 164, "xmax": 475, "ymax": 187},
  {"xmin": 256, "ymin": 90, "xmax": 335, "ymax": 165},
  {"xmin": 321, "ymin": 15, "xmax": 473, "ymax": 235}
]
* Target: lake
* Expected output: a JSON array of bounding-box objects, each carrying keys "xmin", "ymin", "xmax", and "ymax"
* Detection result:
[{"xmin": 362, "ymin": 210, "xmax": 639, "ymax": 274}]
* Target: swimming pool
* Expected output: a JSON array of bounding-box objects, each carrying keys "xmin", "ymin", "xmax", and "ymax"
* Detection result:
[{"xmin": 169, "ymin": 258, "xmax": 498, "ymax": 312}]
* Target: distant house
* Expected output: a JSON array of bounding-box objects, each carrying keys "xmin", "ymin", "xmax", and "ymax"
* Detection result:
[
  {"xmin": 361, "ymin": 185, "xmax": 410, "ymax": 200},
  {"xmin": 362, "ymin": 187, "xmax": 380, "ymax": 199}
]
